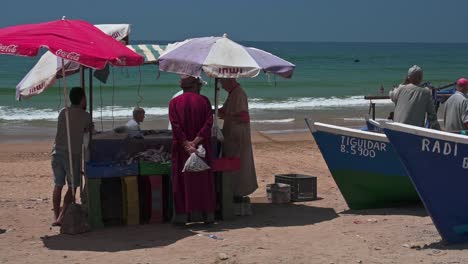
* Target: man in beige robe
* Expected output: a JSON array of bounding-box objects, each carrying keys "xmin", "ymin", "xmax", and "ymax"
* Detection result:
[{"xmin": 219, "ymin": 79, "xmax": 258, "ymax": 214}]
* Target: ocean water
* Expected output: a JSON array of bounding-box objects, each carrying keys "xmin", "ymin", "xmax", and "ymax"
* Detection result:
[{"xmin": 0, "ymin": 41, "xmax": 466, "ymax": 137}]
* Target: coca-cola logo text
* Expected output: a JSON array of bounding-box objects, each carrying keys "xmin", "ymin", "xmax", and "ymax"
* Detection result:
[
  {"xmin": 56, "ymin": 49, "xmax": 81, "ymax": 61},
  {"xmin": 30, "ymin": 82, "xmax": 46, "ymax": 94},
  {"xmin": 111, "ymin": 31, "xmax": 121, "ymax": 39},
  {"xmin": 0, "ymin": 44, "xmax": 18, "ymax": 54}
]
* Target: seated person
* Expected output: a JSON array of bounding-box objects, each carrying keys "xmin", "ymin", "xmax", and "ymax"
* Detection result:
[{"xmin": 126, "ymin": 107, "xmax": 145, "ymax": 138}]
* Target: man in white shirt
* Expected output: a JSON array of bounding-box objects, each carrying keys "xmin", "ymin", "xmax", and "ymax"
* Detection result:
[{"xmin": 126, "ymin": 107, "xmax": 145, "ymax": 138}]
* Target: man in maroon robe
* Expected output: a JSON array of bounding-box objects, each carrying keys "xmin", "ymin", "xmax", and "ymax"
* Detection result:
[{"xmin": 169, "ymin": 75, "xmax": 216, "ymax": 225}]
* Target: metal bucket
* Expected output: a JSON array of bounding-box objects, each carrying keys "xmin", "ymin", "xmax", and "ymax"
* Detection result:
[{"xmin": 266, "ymin": 183, "xmax": 291, "ymax": 204}]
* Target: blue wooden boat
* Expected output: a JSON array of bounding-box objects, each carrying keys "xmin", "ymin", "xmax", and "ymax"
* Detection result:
[
  {"xmin": 305, "ymin": 119, "xmax": 419, "ymax": 209},
  {"xmin": 365, "ymin": 116, "xmax": 384, "ymax": 133},
  {"xmin": 384, "ymin": 123, "xmax": 468, "ymax": 243}
]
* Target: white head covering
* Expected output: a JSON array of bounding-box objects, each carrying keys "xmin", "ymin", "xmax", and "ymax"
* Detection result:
[{"xmin": 407, "ymin": 65, "xmax": 423, "ymax": 77}]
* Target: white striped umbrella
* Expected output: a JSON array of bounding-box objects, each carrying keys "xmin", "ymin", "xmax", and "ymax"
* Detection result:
[{"xmin": 16, "ymin": 24, "xmax": 131, "ymax": 100}]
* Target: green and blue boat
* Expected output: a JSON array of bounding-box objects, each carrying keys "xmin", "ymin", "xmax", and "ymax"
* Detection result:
[{"xmin": 305, "ymin": 119, "xmax": 419, "ymax": 210}]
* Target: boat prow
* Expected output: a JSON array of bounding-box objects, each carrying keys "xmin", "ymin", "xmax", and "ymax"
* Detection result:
[
  {"xmin": 384, "ymin": 122, "xmax": 468, "ymax": 243},
  {"xmin": 305, "ymin": 118, "xmax": 419, "ymax": 210}
]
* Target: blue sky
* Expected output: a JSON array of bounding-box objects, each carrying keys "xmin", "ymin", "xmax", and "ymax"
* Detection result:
[{"xmin": 1, "ymin": 0, "xmax": 467, "ymax": 42}]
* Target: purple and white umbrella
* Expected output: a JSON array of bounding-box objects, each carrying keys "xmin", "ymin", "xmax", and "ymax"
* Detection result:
[
  {"xmin": 157, "ymin": 34, "xmax": 295, "ymax": 139},
  {"xmin": 157, "ymin": 34, "xmax": 295, "ymax": 79}
]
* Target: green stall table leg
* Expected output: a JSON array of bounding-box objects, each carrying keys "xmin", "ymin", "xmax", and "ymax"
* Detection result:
[{"xmin": 87, "ymin": 178, "xmax": 104, "ymax": 228}]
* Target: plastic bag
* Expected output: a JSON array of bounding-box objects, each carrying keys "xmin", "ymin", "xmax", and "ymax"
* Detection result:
[
  {"xmin": 212, "ymin": 124, "xmax": 224, "ymax": 142},
  {"xmin": 182, "ymin": 145, "xmax": 211, "ymax": 172}
]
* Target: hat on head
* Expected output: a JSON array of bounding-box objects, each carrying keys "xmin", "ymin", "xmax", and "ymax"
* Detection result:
[
  {"xmin": 179, "ymin": 75, "xmax": 207, "ymax": 87},
  {"xmin": 457, "ymin": 78, "xmax": 468, "ymax": 86},
  {"xmin": 407, "ymin": 65, "xmax": 423, "ymax": 77}
]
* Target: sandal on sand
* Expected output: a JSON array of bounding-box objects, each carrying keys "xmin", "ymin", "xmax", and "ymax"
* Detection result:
[{"xmin": 51, "ymin": 222, "xmax": 61, "ymax": 227}]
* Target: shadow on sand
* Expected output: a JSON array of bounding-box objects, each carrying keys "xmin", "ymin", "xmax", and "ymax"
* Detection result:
[
  {"xmin": 42, "ymin": 224, "xmax": 195, "ymax": 252},
  {"xmin": 42, "ymin": 200, "xmax": 338, "ymax": 252},
  {"xmin": 422, "ymin": 240, "xmax": 468, "ymax": 250},
  {"xmin": 189, "ymin": 199, "xmax": 338, "ymax": 233},
  {"xmin": 340, "ymin": 203, "xmax": 427, "ymax": 217}
]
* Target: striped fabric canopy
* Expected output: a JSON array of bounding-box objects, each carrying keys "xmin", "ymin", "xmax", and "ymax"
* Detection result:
[{"xmin": 127, "ymin": 44, "xmax": 167, "ymax": 64}]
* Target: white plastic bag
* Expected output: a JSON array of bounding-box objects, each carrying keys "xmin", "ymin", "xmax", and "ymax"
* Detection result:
[
  {"xmin": 212, "ymin": 124, "xmax": 224, "ymax": 142},
  {"xmin": 182, "ymin": 145, "xmax": 211, "ymax": 172}
]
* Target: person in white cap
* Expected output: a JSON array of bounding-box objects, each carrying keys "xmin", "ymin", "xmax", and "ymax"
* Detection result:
[
  {"xmin": 389, "ymin": 65, "xmax": 440, "ymax": 129},
  {"xmin": 443, "ymin": 78, "xmax": 468, "ymax": 131}
]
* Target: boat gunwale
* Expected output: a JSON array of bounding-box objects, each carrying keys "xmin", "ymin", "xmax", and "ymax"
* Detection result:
[
  {"xmin": 384, "ymin": 123, "xmax": 468, "ymax": 144},
  {"xmin": 313, "ymin": 122, "xmax": 389, "ymax": 142}
]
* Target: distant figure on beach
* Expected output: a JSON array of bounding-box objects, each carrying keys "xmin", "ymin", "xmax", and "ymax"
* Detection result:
[
  {"xmin": 219, "ymin": 78, "xmax": 258, "ymax": 216},
  {"xmin": 169, "ymin": 75, "xmax": 216, "ymax": 225},
  {"xmin": 389, "ymin": 65, "xmax": 440, "ymax": 129},
  {"xmin": 51, "ymin": 87, "xmax": 91, "ymax": 226},
  {"xmin": 126, "ymin": 107, "xmax": 145, "ymax": 138},
  {"xmin": 443, "ymin": 78, "xmax": 468, "ymax": 131}
]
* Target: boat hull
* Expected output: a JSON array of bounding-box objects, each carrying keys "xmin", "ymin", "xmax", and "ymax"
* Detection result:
[
  {"xmin": 384, "ymin": 123, "xmax": 468, "ymax": 243},
  {"xmin": 310, "ymin": 122, "xmax": 419, "ymax": 210}
]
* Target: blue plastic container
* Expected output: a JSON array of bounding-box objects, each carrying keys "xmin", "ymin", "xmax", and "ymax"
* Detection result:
[{"xmin": 86, "ymin": 161, "xmax": 138, "ymax": 179}]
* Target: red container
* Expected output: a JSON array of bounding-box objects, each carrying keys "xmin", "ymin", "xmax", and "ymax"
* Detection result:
[
  {"xmin": 149, "ymin": 175, "xmax": 164, "ymax": 224},
  {"xmin": 212, "ymin": 157, "xmax": 241, "ymax": 172}
]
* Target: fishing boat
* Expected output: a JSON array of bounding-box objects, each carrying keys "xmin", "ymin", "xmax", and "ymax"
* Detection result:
[
  {"xmin": 305, "ymin": 119, "xmax": 419, "ymax": 210},
  {"xmin": 365, "ymin": 116, "xmax": 384, "ymax": 133},
  {"xmin": 384, "ymin": 122, "xmax": 468, "ymax": 243}
]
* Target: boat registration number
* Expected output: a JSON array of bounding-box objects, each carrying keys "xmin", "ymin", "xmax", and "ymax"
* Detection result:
[{"xmin": 340, "ymin": 136, "xmax": 387, "ymax": 158}]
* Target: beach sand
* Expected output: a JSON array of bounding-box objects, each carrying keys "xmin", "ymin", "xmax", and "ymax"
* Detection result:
[{"xmin": 0, "ymin": 132, "xmax": 467, "ymax": 264}]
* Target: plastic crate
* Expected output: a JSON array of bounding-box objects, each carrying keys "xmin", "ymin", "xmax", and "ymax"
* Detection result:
[
  {"xmin": 149, "ymin": 175, "xmax": 164, "ymax": 224},
  {"xmin": 139, "ymin": 161, "xmax": 171, "ymax": 176},
  {"xmin": 121, "ymin": 176, "xmax": 140, "ymax": 225},
  {"xmin": 101, "ymin": 177, "xmax": 123, "ymax": 226},
  {"xmin": 86, "ymin": 161, "xmax": 138, "ymax": 179},
  {"xmin": 275, "ymin": 174, "xmax": 317, "ymax": 202},
  {"xmin": 87, "ymin": 178, "xmax": 104, "ymax": 228}
]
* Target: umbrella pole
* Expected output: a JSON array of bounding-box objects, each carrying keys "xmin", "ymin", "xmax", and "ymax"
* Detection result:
[
  {"xmin": 214, "ymin": 78, "xmax": 219, "ymax": 130},
  {"xmin": 89, "ymin": 68, "xmax": 93, "ymax": 123},
  {"xmin": 88, "ymin": 68, "xmax": 93, "ymax": 158},
  {"xmin": 79, "ymin": 66, "xmax": 85, "ymax": 199},
  {"xmin": 80, "ymin": 66, "xmax": 85, "ymax": 90},
  {"xmin": 61, "ymin": 58, "xmax": 76, "ymax": 202}
]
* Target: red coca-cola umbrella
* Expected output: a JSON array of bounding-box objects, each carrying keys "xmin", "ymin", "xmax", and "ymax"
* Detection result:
[
  {"xmin": 0, "ymin": 18, "xmax": 144, "ymax": 212},
  {"xmin": 0, "ymin": 17, "xmax": 143, "ymax": 69}
]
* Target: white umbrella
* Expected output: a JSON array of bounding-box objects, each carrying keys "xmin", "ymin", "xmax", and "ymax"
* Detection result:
[{"xmin": 16, "ymin": 24, "xmax": 131, "ymax": 100}]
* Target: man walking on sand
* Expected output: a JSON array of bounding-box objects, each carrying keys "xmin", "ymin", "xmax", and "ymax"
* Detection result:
[{"xmin": 51, "ymin": 87, "xmax": 91, "ymax": 226}]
